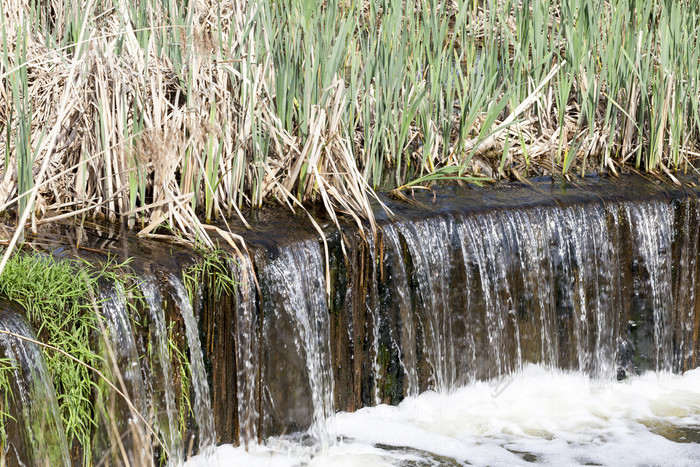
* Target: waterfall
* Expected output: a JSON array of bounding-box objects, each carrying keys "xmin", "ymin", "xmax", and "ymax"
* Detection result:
[
  {"xmin": 2, "ymin": 176, "xmax": 699, "ymax": 462},
  {"xmin": 260, "ymin": 239, "xmax": 335, "ymax": 450},
  {"xmin": 366, "ymin": 233, "xmax": 383, "ymax": 406},
  {"xmin": 625, "ymin": 201, "xmax": 674, "ymax": 371},
  {"xmin": 168, "ymin": 274, "xmax": 216, "ymax": 450},
  {"xmin": 229, "ymin": 255, "xmax": 259, "ymax": 445},
  {"xmin": 140, "ymin": 278, "xmax": 182, "ymax": 463},
  {"xmin": 396, "ymin": 216, "xmax": 461, "ymax": 391},
  {"xmin": 380, "ymin": 198, "xmax": 678, "ymax": 389},
  {"xmin": 382, "ymin": 224, "xmax": 419, "ymax": 396},
  {"xmin": 0, "ymin": 305, "xmax": 70, "ymax": 467},
  {"xmin": 182, "ymin": 182, "xmax": 700, "ymax": 465},
  {"xmin": 95, "ymin": 283, "xmax": 150, "ymax": 464}
]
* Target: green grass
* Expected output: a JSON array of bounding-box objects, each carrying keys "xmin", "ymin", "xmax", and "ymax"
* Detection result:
[
  {"xmin": 0, "ymin": 357, "xmax": 14, "ymax": 447},
  {"xmin": 168, "ymin": 320, "xmax": 193, "ymax": 440},
  {"xmin": 184, "ymin": 247, "xmax": 237, "ymax": 304},
  {"xmin": 0, "ymin": 246, "xmax": 237, "ymax": 465},
  {"xmin": 0, "ymin": 252, "xmax": 144, "ymax": 464},
  {"xmin": 0, "ymin": 253, "xmax": 102, "ymax": 463}
]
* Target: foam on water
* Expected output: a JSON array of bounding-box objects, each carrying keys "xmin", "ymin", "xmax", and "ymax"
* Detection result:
[{"xmin": 186, "ymin": 364, "xmax": 700, "ymax": 466}]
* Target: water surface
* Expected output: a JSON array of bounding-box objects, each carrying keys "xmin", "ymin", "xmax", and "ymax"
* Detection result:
[{"xmin": 187, "ymin": 364, "xmax": 700, "ymax": 466}]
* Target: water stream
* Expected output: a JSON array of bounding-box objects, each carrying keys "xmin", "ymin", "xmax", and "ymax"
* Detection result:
[
  {"xmin": 140, "ymin": 278, "xmax": 183, "ymax": 463},
  {"xmin": 94, "ymin": 284, "xmax": 150, "ymax": 464},
  {"xmin": 260, "ymin": 239, "xmax": 335, "ymax": 450},
  {"xmin": 188, "ymin": 193, "xmax": 700, "ymax": 464},
  {"xmin": 0, "ymin": 306, "xmax": 70, "ymax": 467},
  {"xmin": 230, "ymin": 255, "xmax": 260, "ymax": 446},
  {"xmin": 625, "ymin": 201, "xmax": 674, "ymax": 371},
  {"xmin": 382, "ymin": 225, "xmax": 419, "ymax": 397},
  {"xmin": 1, "ymin": 178, "xmax": 700, "ymax": 465},
  {"xmin": 169, "ymin": 274, "xmax": 216, "ymax": 451}
]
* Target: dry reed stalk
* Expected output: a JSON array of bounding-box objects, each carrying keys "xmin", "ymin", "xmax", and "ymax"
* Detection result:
[{"xmin": 0, "ymin": 0, "xmax": 698, "ymax": 261}]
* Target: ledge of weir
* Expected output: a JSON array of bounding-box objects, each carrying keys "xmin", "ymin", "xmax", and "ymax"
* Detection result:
[{"xmin": 216, "ymin": 173, "xmax": 700, "ymax": 245}]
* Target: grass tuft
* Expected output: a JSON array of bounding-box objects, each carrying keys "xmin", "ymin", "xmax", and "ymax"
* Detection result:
[{"xmin": 0, "ymin": 251, "xmax": 146, "ymax": 464}]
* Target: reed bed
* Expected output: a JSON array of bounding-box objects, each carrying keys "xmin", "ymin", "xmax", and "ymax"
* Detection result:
[{"xmin": 1, "ymin": 0, "xmax": 699, "ymax": 248}]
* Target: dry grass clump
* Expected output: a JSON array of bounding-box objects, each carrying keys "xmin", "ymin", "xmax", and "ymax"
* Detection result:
[{"xmin": 1, "ymin": 0, "xmax": 699, "ymax": 259}]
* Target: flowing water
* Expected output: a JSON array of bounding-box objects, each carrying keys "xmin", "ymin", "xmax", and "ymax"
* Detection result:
[
  {"xmin": 230, "ymin": 255, "xmax": 260, "ymax": 446},
  {"xmin": 94, "ymin": 284, "xmax": 150, "ymax": 464},
  {"xmin": 141, "ymin": 278, "xmax": 183, "ymax": 463},
  {"xmin": 625, "ymin": 202, "xmax": 674, "ymax": 371},
  {"xmin": 382, "ymin": 225, "xmax": 419, "ymax": 397},
  {"xmin": 260, "ymin": 239, "xmax": 335, "ymax": 450},
  {"xmin": 188, "ymin": 194, "xmax": 700, "ymax": 465},
  {"xmin": 186, "ymin": 365, "xmax": 700, "ymax": 466},
  {"xmin": 1, "ymin": 180, "xmax": 700, "ymax": 466},
  {"xmin": 169, "ymin": 274, "xmax": 216, "ymax": 450},
  {"xmin": 377, "ymin": 202, "xmax": 627, "ymax": 389},
  {"xmin": 0, "ymin": 306, "xmax": 70, "ymax": 467}
]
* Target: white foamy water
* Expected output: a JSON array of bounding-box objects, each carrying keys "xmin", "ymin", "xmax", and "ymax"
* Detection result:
[{"xmin": 186, "ymin": 365, "xmax": 700, "ymax": 466}]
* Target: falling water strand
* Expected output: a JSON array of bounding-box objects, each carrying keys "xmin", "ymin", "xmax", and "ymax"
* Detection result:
[
  {"xmin": 460, "ymin": 213, "xmax": 514, "ymax": 378},
  {"xmin": 558, "ymin": 205, "xmax": 618, "ymax": 376},
  {"xmin": 100, "ymin": 284, "xmax": 148, "ymax": 409},
  {"xmin": 499, "ymin": 214, "xmax": 532, "ymax": 370},
  {"xmin": 169, "ymin": 274, "xmax": 216, "ymax": 450},
  {"xmin": 460, "ymin": 208, "xmax": 550, "ymax": 375},
  {"xmin": 0, "ymin": 308, "xmax": 71, "ymax": 467},
  {"xmin": 98, "ymin": 284, "xmax": 150, "ymax": 462},
  {"xmin": 382, "ymin": 225, "xmax": 418, "ymax": 396},
  {"xmin": 589, "ymin": 204, "xmax": 619, "ymax": 378},
  {"xmin": 262, "ymin": 240, "xmax": 335, "ymax": 450},
  {"xmin": 140, "ymin": 279, "xmax": 182, "ymax": 462},
  {"xmin": 625, "ymin": 201, "xmax": 674, "ymax": 371},
  {"xmin": 366, "ymin": 232, "xmax": 383, "ymax": 406},
  {"xmin": 566, "ymin": 207, "xmax": 591, "ymax": 372},
  {"xmin": 510, "ymin": 208, "xmax": 557, "ymax": 367},
  {"xmin": 396, "ymin": 217, "xmax": 458, "ymax": 392},
  {"xmin": 229, "ymin": 255, "xmax": 259, "ymax": 445}
]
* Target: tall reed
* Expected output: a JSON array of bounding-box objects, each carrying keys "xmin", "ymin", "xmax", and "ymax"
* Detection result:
[{"xmin": 0, "ymin": 0, "xmax": 699, "ymax": 246}]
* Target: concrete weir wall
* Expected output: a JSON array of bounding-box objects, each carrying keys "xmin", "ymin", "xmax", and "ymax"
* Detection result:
[{"xmin": 205, "ymin": 174, "xmax": 700, "ymax": 444}]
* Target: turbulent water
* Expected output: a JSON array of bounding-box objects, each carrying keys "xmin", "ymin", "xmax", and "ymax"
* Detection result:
[{"xmin": 186, "ymin": 365, "xmax": 700, "ymax": 466}]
